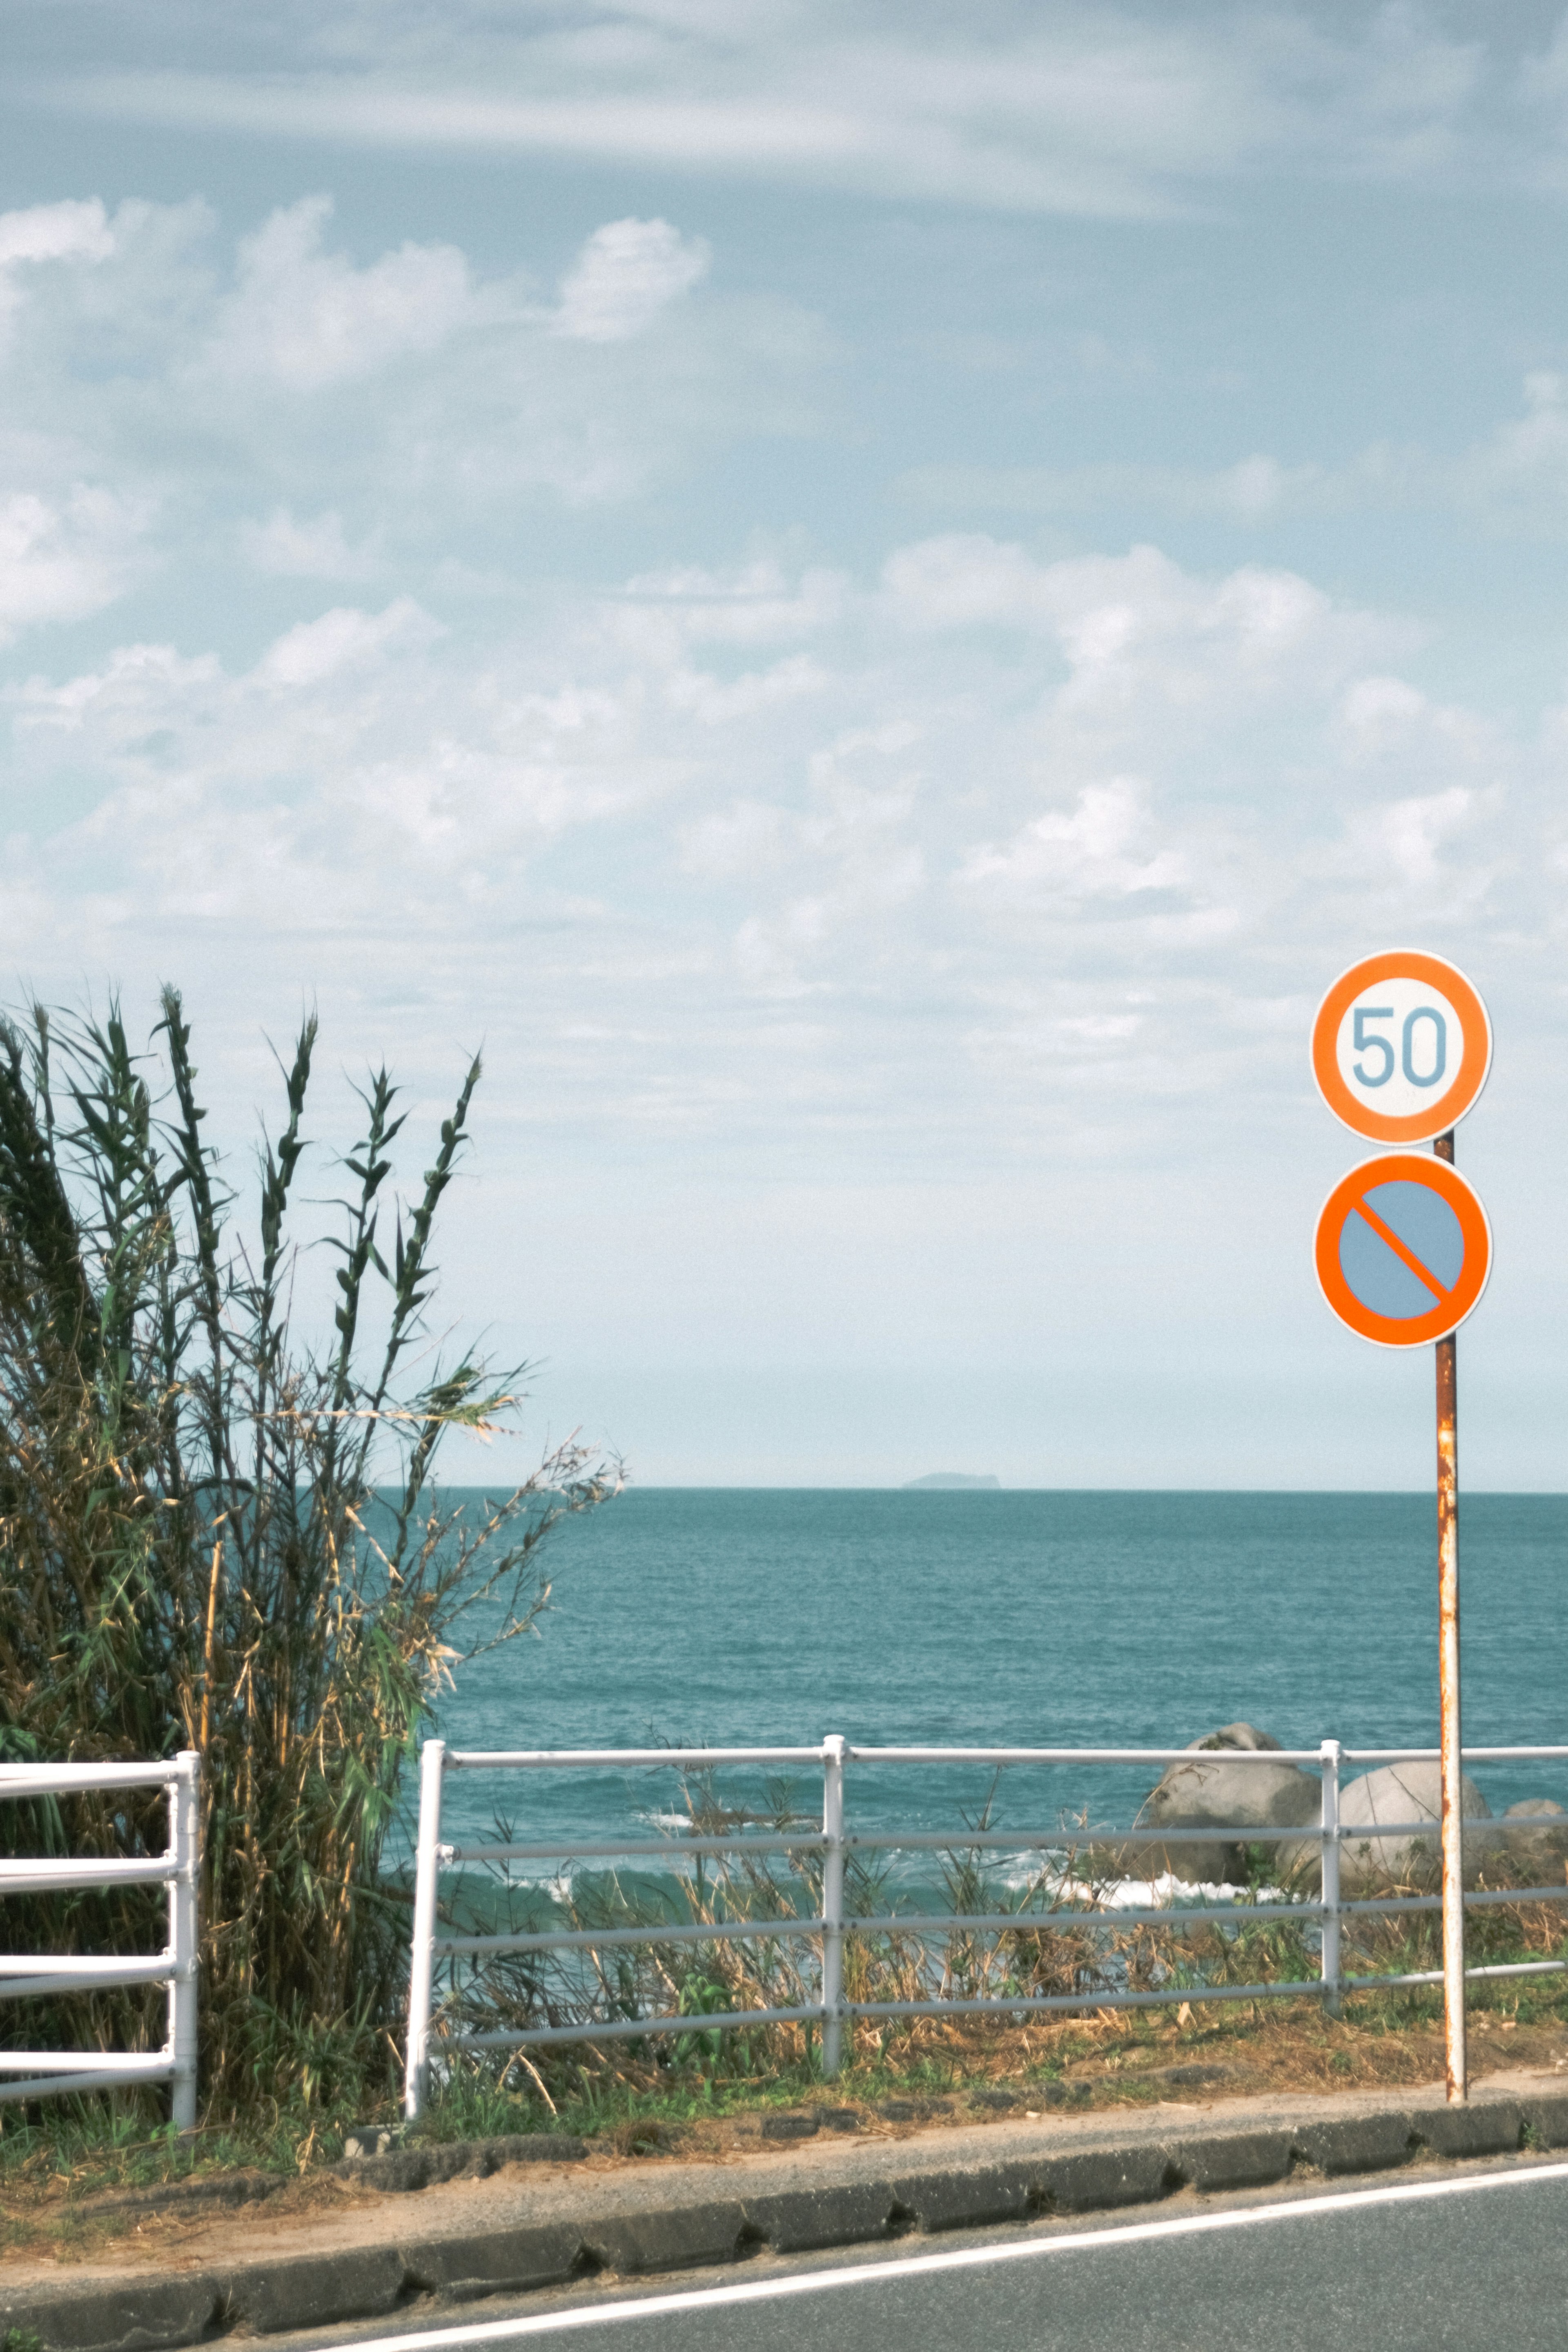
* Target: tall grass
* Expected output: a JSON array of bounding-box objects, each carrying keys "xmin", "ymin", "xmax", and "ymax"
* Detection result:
[
  {"xmin": 433, "ymin": 1773, "xmax": 1114, "ymax": 2096},
  {"xmin": 0, "ymin": 992, "xmax": 616, "ymax": 2117}
]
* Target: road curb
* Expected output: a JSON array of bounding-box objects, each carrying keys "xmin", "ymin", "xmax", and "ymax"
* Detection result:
[{"xmin": 7, "ymin": 2087, "xmax": 1568, "ymax": 2350}]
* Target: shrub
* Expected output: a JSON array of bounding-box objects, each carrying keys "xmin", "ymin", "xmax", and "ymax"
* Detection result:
[{"xmin": 0, "ymin": 992, "xmax": 616, "ymax": 2115}]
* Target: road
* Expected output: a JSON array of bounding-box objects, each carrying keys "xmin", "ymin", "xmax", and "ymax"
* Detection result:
[{"xmin": 297, "ymin": 2156, "xmax": 1568, "ymax": 2352}]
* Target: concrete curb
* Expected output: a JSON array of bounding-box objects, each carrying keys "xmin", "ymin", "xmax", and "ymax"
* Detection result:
[{"xmin": 7, "ymin": 2084, "xmax": 1568, "ymax": 2351}]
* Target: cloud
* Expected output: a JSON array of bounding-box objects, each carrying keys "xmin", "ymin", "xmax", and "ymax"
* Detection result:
[
  {"xmin": 38, "ymin": 4, "xmax": 1500, "ymax": 220},
  {"xmin": 0, "ymin": 486, "xmax": 147, "ymax": 640},
  {"xmin": 553, "ymin": 218, "xmax": 710, "ymax": 343},
  {"xmin": 253, "ymin": 597, "xmax": 440, "ymax": 688},
  {"xmin": 901, "ymin": 379, "xmax": 1568, "ymax": 548},
  {"xmin": 1454, "ymin": 370, "xmax": 1568, "ymax": 532},
  {"xmin": 0, "ymin": 505, "xmax": 1545, "ymax": 1176},
  {"xmin": 898, "ymin": 454, "xmax": 1332, "ymax": 523},
  {"xmin": 878, "ymin": 535, "xmax": 1375, "ymax": 697},
  {"xmin": 0, "ymin": 198, "xmax": 114, "ymax": 270},
  {"xmin": 1343, "ymin": 785, "xmax": 1481, "ymax": 893},
  {"xmin": 0, "ymin": 198, "xmax": 117, "ymax": 344},
  {"xmin": 240, "ymin": 508, "xmax": 379, "ymax": 579},
  {"xmin": 0, "ymin": 187, "xmax": 810, "ymax": 558},
  {"xmin": 204, "ymin": 195, "xmax": 480, "ymax": 390},
  {"xmin": 962, "ymin": 778, "xmax": 1189, "ymax": 900}
]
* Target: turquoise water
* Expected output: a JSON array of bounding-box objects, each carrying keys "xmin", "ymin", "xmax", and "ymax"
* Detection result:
[{"xmin": 432, "ymin": 1490, "xmax": 1568, "ymax": 1859}]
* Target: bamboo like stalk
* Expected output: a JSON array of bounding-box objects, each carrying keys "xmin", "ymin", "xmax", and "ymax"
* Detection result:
[{"xmin": 0, "ymin": 993, "xmax": 619, "ymax": 2118}]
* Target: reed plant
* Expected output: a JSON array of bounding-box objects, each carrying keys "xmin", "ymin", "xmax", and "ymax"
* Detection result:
[{"xmin": 0, "ymin": 993, "xmax": 616, "ymax": 2118}]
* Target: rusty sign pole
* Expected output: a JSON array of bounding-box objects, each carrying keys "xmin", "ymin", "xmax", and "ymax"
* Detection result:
[{"xmin": 1433, "ymin": 1126, "xmax": 1467, "ymax": 2105}]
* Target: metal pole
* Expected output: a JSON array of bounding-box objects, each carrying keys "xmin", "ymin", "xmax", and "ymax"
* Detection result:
[
  {"xmin": 1319, "ymin": 1737, "xmax": 1341, "ymax": 2018},
  {"xmin": 167, "ymin": 1750, "xmax": 200, "ymax": 2130},
  {"xmin": 404, "ymin": 1738, "xmax": 446, "ymax": 2123},
  {"xmin": 1434, "ymin": 1127, "xmax": 1467, "ymax": 2105},
  {"xmin": 820, "ymin": 1735, "xmax": 846, "ymax": 2078}
]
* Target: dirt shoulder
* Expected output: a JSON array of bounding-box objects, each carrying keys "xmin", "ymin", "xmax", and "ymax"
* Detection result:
[{"xmin": 6, "ymin": 2005, "xmax": 1568, "ymax": 2278}]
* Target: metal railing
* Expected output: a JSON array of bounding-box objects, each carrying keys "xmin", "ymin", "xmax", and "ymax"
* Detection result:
[
  {"xmin": 402, "ymin": 1736, "xmax": 1568, "ymax": 2120},
  {"xmin": 0, "ymin": 1751, "xmax": 201, "ymax": 2124}
]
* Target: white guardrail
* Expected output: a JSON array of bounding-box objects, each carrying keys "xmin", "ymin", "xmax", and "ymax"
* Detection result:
[
  {"xmin": 0, "ymin": 1751, "xmax": 200, "ymax": 2124},
  {"xmin": 403, "ymin": 1736, "xmax": 1568, "ymax": 2121}
]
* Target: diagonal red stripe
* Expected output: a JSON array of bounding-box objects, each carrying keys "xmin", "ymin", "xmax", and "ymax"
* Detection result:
[{"xmin": 1352, "ymin": 1195, "xmax": 1451, "ymax": 1304}]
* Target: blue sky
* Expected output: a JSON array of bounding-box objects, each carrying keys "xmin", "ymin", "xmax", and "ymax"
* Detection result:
[{"xmin": 2, "ymin": 3, "xmax": 1567, "ymax": 1486}]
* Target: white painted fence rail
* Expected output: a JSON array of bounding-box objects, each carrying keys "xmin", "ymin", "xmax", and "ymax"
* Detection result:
[
  {"xmin": 403, "ymin": 1736, "xmax": 1568, "ymax": 2121},
  {"xmin": 0, "ymin": 1751, "xmax": 200, "ymax": 2123}
]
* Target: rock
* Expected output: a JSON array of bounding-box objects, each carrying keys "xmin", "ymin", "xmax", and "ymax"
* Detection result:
[
  {"xmin": 1125, "ymin": 1723, "xmax": 1322, "ymax": 1889},
  {"xmin": 1502, "ymin": 1799, "xmax": 1568, "ymax": 1876},
  {"xmin": 1193, "ymin": 1723, "xmax": 1283, "ymax": 1753},
  {"xmin": 1334, "ymin": 1762, "xmax": 1493, "ymax": 1895}
]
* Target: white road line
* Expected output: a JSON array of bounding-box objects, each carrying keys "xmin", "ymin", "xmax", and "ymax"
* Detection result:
[{"xmin": 330, "ymin": 2159, "xmax": 1568, "ymax": 2350}]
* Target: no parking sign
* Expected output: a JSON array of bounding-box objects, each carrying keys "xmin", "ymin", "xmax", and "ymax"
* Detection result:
[{"xmin": 1313, "ymin": 1151, "xmax": 1491, "ymax": 1349}]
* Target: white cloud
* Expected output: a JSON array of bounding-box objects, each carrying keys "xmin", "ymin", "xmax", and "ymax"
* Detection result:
[
  {"xmin": 899, "ymin": 454, "xmax": 1331, "ymax": 523},
  {"xmin": 0, "ymin": 198, "xmax": 114, "ymax": 270},
  {"xmin": 240, "ymin": 508, "xmax": 379, "ymax": 579},
  {"xmin": 1455, "ymin": 370, "xmax": 1568, "ymax": 530},
  {"xmin": 1344, "ymin": 785, "xmax": 1479, "ymax": 892},
  {"xmin": 611, "ymin": 561, "xmax": 849, "ymax": 662},
  {"xmin": 43, "ymin": 6, "xmax": 1501, "ymax": 219},
  {"xmin": 205, "ymin": 195, "xmax": 480, "ymax": 390},
  {"xmin": 0, "ymin": 186, "xmax": 808, "ymax": 566},
  {"xmin": 253, "ymin": 597, "xmax": 441, "ymax": 688},
  {"xmin": 879, "ymin": 537, "xmax": 1376, "ymax": 712},
  {"xmin": 901, "ymin": 378, "xmax": 1568, "ymax": 549},
  {"xmin": 0, "ymin": 486, "xmax": 147, "ymax": 640},
  {"xmin": 0, "ymin": 198, "xmax": 117, "ymax": 345},
  {"xmin": 962, "ymin": 779, "xmax": 1188, "ymax": 900},
  {"xmin": 0, "ymin": 509, "xmax": 1551, "ymax": 1350},
  {"xmin": 664, "ymin": 652, "xmax": 829, "ymax": 725},
  {"xmin": 553, "ymin": 218, "xmax": 710, "ymax": 343}
]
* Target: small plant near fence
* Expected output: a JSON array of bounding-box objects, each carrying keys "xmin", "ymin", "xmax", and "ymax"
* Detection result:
[
  {"xmin": 425, "ymin": 1773, "xmax": 1222, "ymax": 2096},
  {"xmin": 0, "ymin": 992, "xmax": 617, "ymax": 2124}
]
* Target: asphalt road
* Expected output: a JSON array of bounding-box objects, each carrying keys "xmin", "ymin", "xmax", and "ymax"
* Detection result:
[{"xmin": 301, "ymin": 2157, "xmax": 1568, "ymax": 2352}]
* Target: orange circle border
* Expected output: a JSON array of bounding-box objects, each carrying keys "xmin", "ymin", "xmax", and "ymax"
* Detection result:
[
  {"xmin": 1314, "ymin": 1152, "xmax": 1492, "ymax": 1350},
  {"xmin": 1310, "ymin": 950, "xmax": 1492, "ymax": 1144}
]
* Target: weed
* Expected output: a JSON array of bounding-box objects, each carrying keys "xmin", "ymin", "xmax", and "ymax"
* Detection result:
[{"xmin": 0, "ymin": 994, "xmax": 617, "ymax": 2122}]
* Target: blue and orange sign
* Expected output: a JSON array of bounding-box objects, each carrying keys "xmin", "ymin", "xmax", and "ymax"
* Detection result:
[{"xmin": 1314, "ymin": 1153, "xmax": 1492, "ymax": 1350}]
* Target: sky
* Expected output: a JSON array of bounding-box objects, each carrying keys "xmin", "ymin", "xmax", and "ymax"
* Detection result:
[{"xmin": 1, "ymin": 2, "xmax": 1567, "ymax": 1487}]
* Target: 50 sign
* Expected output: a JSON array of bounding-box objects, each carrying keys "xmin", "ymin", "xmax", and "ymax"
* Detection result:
[
  {"xmin": 1312, "ymin": 951, "xmax": 1491, "ymax": 1145},
  {"xmin": 1351, "ymin": 1002, "xmax": 1447, "ymax": 1091}
]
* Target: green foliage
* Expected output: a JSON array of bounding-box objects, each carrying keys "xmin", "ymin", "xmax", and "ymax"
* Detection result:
[{"xmin": 0, "ymin": 992, "xmax": 617, "ymax": 2116}]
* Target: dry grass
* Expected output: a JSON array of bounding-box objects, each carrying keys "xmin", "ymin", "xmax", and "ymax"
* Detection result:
[
  {"xmin": 426, "ymin": 1769, "xmax": 1568, "ymax": 2121},
  {"xmin": 4, "ymin": 1974, "xmax": 1566, "ymax": 2262}
]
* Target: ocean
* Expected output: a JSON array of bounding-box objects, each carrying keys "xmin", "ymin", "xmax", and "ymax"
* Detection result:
[{"xmin": 430, "ymin": 1489, "xmax": 1568, "ymax": 1864}]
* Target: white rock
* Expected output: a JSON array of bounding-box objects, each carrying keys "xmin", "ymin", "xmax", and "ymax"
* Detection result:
[
  {"xmin": 1335, "ymin": 1761, "xmax": 1493, "ymax": 1895},
  {"xmin": 1502, "ymin": 1799, "xmax": 1568, "ymax": 1874},
  {"xmin": 1128, "ymin": 1722, "xmax": 1321, "ymax": 1889}
]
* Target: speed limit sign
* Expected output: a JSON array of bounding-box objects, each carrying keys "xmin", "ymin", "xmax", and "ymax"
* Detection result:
[{"xmin": 1310, "ymin": 951, "xmax": 1491, "ymax": 1145}]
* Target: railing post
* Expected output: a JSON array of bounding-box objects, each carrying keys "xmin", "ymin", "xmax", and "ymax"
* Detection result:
[
  {"xmin": 820, "ymin": 1735, "xmax": 846, "ymax": 2078},
  {"xmin": 404, "ymin": 1739, "xmax": 446, "ymax": 2122},
  {"xmin": 167, "ymin": 1749, "xmax": 201, "ymax": 2130},
  {"xmin": 1319, "ymin": 1737, "xmax": 1341, "ymax": 2019}
]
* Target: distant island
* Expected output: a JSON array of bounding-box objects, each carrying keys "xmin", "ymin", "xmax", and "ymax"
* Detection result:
[{"xmin": 902, "ymin": 1473, "xmax": 1002, "ymax": 1491}]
